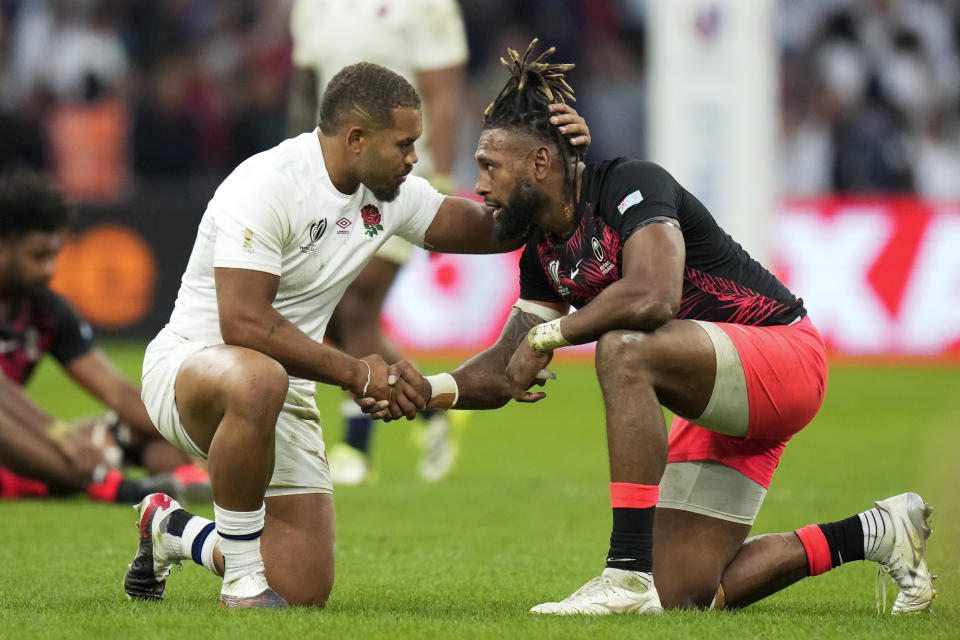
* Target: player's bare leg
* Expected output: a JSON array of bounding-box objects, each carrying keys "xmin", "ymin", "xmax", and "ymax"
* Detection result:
[
  {"xmin": 531, "ymin": 320, "xmax": 718, "ymax": 615},
  {"xmin": 653, "ymin": 508, "xmax": 753, "ymax": 608},
  {"xmin": 173, "ymin": 345, "xmax": 291, "ymax": 607},
  {"xmin": 715, "ymin": 493, "xmax": 935, "ymax": 613},
  {"xmin": 261, "ymin": 493, "xmax": 336, "ymax": 605},
  {"xmin": 0, "ymin": 405, "xmax": 92, "ymax": 492},
  {"xmin": 0, "ymin": 403, "xmax": 180, "ymax": 502}
]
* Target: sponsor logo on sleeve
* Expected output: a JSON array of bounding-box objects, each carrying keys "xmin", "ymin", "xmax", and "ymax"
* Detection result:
[{"xmin": 617, "ymin": 190, "xmax": 644, "ymax": 214}]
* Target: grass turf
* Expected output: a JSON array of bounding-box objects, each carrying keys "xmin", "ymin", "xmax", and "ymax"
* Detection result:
[{"xmin": 1, "ymin": 341, "xmax": 958, "ymax": 639}]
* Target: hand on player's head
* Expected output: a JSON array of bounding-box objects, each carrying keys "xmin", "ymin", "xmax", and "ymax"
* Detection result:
[{"xmin": 548, "ymin": 103, "xmax": 590, "ymax": 151}]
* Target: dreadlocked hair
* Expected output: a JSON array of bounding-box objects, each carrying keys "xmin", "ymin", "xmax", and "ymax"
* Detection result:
[
  {"xmin": 483, "ymin": 39, "xmax": 583, "ymax": 200},
  {"xmin": 318, "ymin": 62, "xmax": 421, "ymax": 135}
]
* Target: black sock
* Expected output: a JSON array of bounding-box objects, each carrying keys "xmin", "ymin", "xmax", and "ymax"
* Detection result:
[
  {"xmin": 344, "ymin": 415, "xmax": 373, "ymax": 453},
  {"xmin": 817, "ymin": 515, "xmax": 865, "ymax": 568},
  {"xmin": 606, "ymin": 507, "xmax": 655, "ymax": 573},
  {"xmin": 164, "ymin": 508, "xmax": 193, "ymax": 536}
]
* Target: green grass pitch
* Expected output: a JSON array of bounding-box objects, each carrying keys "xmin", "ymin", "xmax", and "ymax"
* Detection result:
[{"xmin": 1, "ymin": 341, "xmax": 958, "ymax": 639}]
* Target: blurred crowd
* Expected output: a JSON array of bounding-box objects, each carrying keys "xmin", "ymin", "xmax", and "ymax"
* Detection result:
[{"xmin": 1, "ymin": 0, "xmax": 959, "ymax": 201}]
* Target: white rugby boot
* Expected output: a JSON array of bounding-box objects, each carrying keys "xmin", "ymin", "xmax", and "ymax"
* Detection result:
[
  {"xmin": 417, "ymin": 411, "xmax": 455, "ymax": 482},
  {"xmin": 219, "ymin": 571, "xmax": 289, "ymax": 609},
  {"xmin": 867, "ymin": 492, "xmax": 936, "ymax": 614},
  {"xmin": 124, "ymin": 493, "xmax": 185, "ymax": 601},
  {"xmin": 529, "ymin": 568, "xmax": 664, "ymax": 615},
  {"xmin": 327, "ymin": 442, "xmax": 370, "ymax": 485}
]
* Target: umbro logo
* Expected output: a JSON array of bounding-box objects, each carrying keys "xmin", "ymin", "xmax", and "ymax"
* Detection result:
[{"xmin": 336, "ymin": 217, "xmax": 352, "ymax": 235}]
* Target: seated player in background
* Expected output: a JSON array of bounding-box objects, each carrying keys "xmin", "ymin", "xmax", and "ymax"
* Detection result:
[
  {"xmin": 366, "ymin": 41, "xmax": 935, "ymax": 616},
  {"xmin": 287, "ymin": 0, "xmax": 471, "ymax": 484},
  {"xmin": 0, "ymin": 169, "xmax": 210, "ymax": 503}
]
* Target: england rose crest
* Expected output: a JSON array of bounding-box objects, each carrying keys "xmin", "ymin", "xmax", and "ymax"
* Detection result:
[{"xmin": 361, "ymin": 204, "xmax": 383, "ymax": 237}]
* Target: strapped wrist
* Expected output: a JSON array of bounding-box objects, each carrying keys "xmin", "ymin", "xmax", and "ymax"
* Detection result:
[
  {"xmin": 425, "ymin": 372, "xmax": 459, "ymax": 409},
  {"xmin": 527, "ymin": 318, "xmax": 571, "ymax": 352},
  {"xmin": 47, "ymin": 419, "xmax": 73, "ymax": 443}
]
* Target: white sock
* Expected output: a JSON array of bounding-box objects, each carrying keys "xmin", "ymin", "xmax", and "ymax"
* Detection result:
[
  {"xmin": 181, "ymin": 516, "xmax": 222, "ymax": 576},
  {"xmin": 859, "ymin": 506, "xmax": 893, "ymax": 562},
  {"xmin": 215, "ymin": 502, "xmax": 267, "ymax": 595}
]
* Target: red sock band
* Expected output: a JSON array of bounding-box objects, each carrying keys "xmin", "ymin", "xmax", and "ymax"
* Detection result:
[
  {"xmin": 87, "ymin": 469, "xmax": 124, "ymax": 502},
  {"xmin": 610, "ymin": 482, "xmax": 660, "ymax": 509},
  {"xmin": 795, "ymin": 524, "xmax": 832, "ymax": 576}
]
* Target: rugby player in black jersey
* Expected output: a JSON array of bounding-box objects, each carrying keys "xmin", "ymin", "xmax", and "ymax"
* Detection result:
[
  {"xmin": 0, "ymin": 169, "xmax": 209, "ymax": 503},
  {"xmin": 364, "ymin": 41, "xmax": 935, "ymax": 616}
]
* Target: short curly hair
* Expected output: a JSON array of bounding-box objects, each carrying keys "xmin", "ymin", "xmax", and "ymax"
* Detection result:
[
  {"xmin": 0, "ymin": 169, "xmax": 70, "ymax": 239},
  {"xmin": 318, "ymin": 62, "xmax": 421, "ymax": 135}
]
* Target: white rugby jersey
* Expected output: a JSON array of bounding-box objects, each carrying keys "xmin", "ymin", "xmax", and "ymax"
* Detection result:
[
  {"xmin": 289, "ymin": 0, "xmax": 468, "ymax": 175},
  {"xmin": 158, "ymin": 130, "xmax": 442, "ymax": 390}
]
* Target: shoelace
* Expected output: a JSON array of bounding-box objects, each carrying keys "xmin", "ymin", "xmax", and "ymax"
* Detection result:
[
  {"xmin": 875, "ymin": 565, "xmax": 891, "ymax": 613},
  {"xmin": 565, "ymin": 577, "xmax": 620, "ymax": 602}
]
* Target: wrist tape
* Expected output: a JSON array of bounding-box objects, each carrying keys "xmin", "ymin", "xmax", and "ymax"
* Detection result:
[
  {"xmin": 425, "ymin": 372, "xmax": 459, "ymax": 409},
  {"xmin": 527, "ymin": 318, "xmax": 571, "ymax": 352}
]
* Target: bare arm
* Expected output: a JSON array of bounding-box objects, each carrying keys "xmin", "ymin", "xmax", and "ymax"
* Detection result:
[
  {"xmin": 422, "ymin": 196, "xmax": 523, "ymax": 254},
  {"xmin": 215, "ymin": 266, "xmax": 370, "ymax": 393},
  {"xmin": 361, "ymin": 300, "xmax": 567, "ymax": 420},
  {"xmin": 0, "ymin": 371, "xmax": 54, "ymax": 432},
  {"xmin": 287, "ymin": 66, "xmax": 319, "ymax": 136},
  {"xmin": 558, "ymin": 219, "xmax": 685, "ymax": 344},
  {"xmin": 63, "ymin": 349, "xmax": 156, "ymax": 437},
  {"xmin": 448, "ymin": 302, "xmax": 566, "ymax": 409},
  {"xmin": 417, "ymin": 64, "xmax": 464, "ymax": 178},
  {"xmin": 216, "ymin": 267, "xmax": 423, "ymax": 418}
]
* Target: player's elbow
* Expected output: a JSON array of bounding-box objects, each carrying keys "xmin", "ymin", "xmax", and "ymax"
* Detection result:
[
  {"xmin": 219, "ymin": 315, "xmax": 258, "ymax": 348},
  {"xmin": 625, "ymin": 295, "xmax": 679, "ymax": 330}
]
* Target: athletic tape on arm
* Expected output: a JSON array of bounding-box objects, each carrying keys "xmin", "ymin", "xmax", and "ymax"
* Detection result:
[
  {"xmin": 425, "ymin": 372, "xmax": 459, "ymax": 409},
  {"xmin": 513, "ymin": 299, "xmax": 564, "ymax": 321}
]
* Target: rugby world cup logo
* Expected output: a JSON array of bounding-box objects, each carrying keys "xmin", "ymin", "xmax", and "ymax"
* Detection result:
[
  {"xmin": 310, "ymin": 219, "xmax": 327, "ymax": 243},
  {"xmin": 300, "ymin": 218, "xmax": 327, "ymax": 254},
  {"xmin": 548, "ymin": 259, "xmax": 561, "ymax": 284}
]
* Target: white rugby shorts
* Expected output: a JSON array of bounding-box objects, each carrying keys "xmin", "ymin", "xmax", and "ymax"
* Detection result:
[{"xmin": 141, "ymin": 329, "xmax": 332, "ymax": 496}]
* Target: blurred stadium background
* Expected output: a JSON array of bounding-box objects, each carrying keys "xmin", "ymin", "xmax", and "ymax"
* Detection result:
[{"xmin": 1, "ymin": 0, "xmax": 958, "ymax": 362}]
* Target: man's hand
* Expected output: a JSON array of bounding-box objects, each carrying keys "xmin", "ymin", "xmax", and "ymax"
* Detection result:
[
  {"xmin": 506, "ymin": 340, "xmax": 554, "ymax": 403},
  {"xmin": 57, "ymin": 418, "xmax": 112, "ymax": 478},
  {"xmin": 549, "ymin": 103, "xmax": 591, "ymax": 150},
  {"xmin": 355, "ymin": 359, "xmax": 428, "ymax": 421}
]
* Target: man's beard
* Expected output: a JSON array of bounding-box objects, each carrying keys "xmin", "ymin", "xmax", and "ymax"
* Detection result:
[
  {"xmin": 368, "ymin": 179, "xmax": 401, "ymax": 202},
  {"xmin": 494, "ymin": 177, "xmax": 544, "ymax": 242}
]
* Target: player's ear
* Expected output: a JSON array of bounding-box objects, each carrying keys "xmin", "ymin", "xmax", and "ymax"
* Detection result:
[
  {"xmin": 532, "ymin": 145, "xmax": 552, "ymax": 180},
  {"xmin": 346, "ymin": 126, "xmax": 364, "ymax": 154}
]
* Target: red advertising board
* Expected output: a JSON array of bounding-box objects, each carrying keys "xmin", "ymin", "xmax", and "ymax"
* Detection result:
[{"xmin": 383, "ymin": 198, "xmax": 960, "ymax": 360}]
